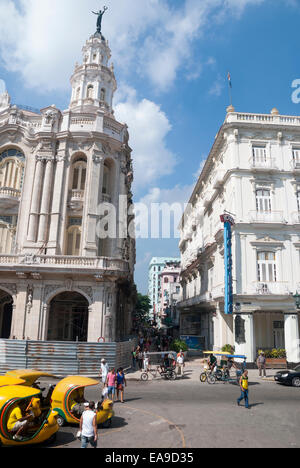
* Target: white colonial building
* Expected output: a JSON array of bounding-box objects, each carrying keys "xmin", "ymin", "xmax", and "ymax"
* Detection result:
[
  {"xmin": 0, "ymin": 30, "xmax": 136, "ymax": 343},
  {"xmin": 178, "ymin": 106, "xmax": 300, "ymax": 364}
]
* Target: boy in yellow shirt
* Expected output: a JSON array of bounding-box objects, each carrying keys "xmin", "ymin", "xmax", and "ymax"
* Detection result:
[{"xmin": 237, "ymin": 370, "xmax": 250, "ymax": 409}]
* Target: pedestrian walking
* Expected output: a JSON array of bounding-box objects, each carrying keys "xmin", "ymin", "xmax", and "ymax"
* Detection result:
[
  {"xmin": 131, "ymin": 347, "xmax": 137, "ymax": 370},
  {"xmin": 176, "ymin": 350, "xmax": 185, "ymax": 378},
  {"xmin": 106, "ymin": 368, "xmax": 117, "ymax": 401},
  {"xmin": 237, "ymin": 370, "xmax": 250, "ymax": 409},
  {"xmin": 100, "ymin": 358, "xmax": 109, "ymax": 386},
  {"xmin": 79, "ymin": 401, "xmax": 98, "ymax": 449},
  {"xmin": 257, "ymin": 352, "xmax": 267, "ymax": 378},
  {"xmin": 116, "ymin": 368, "xmax": 127, "ymax": 403},
  {"xmin": 137, "ymin": 349, "xmax": 143, "ymax": 371},
  {"xmin": 143, "ymin": 352, "xmax": 149, "ymax": 371}
]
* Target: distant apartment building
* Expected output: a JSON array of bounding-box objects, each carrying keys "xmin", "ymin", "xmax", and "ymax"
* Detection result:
[
  {"xmin": 159, "ymin": 261, "xmax": 181, "ymax": 331},
  {"xmin": 148, "ymin": 257, "xmax": 180, "ymax": 322},
  {"xmin": 178, "ymin": 106, "xmax": 300, "ymax": 365}
]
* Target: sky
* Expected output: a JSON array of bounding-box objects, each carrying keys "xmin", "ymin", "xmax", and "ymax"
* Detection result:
[{"xmin": 0, "ymin": 0, "xmax": 300, "ymax": 294}]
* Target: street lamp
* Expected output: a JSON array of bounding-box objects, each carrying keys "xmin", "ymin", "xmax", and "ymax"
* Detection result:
[{"xmin": 294, "ymin": 292, "xmax": 300, "ymax": 310}]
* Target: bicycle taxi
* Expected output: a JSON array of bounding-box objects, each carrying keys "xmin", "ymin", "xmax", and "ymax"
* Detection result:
[
  {"xmin": 200, "ymin": 352, "xmax": 247, "ymax": 384},
  {"xmin": 140, "ymin": 351, "xmax": 177, "ymax": 381}
]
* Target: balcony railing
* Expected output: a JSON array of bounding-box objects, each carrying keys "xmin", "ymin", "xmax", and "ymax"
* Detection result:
[
  {"xmin": 249, "ymin": 210, "xmax": 285, "ymax": 223},
  {"xmin": 252, "ymin": 282, "xmax": 290, "ymax": 296},
  {"xmin": 250, "ymin": 157, "xmax": 278, "ymax": 171},
  {"xmin": 226, "ymin": 111, "xmax": 300, "ymax": 126},
  {"xmin": 0, "ymin": 187, "xmax": 21, "ymax": 208},
  {"xmin": 70, "ymin": 189, "xmax": 85, "ymax": 201},
  {"xmin": 0, "ymin": 255, "xmax": 129, "ymax": 273}
]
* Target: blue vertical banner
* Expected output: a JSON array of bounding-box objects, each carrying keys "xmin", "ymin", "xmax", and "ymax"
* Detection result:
[{"xmin": 220, "ymin": 214, "xmax": 235, "ymax": 315}]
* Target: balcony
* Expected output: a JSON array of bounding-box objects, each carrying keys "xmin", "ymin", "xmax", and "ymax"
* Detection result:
[
  {"xmin": 68, "ymin": 189, "xmax": 85, "ymax": 211},
  {"xmin": 250, "ymin": 157, "xmax": 278, "ymax": 172},
  {"xmin": 251, "ymin": 282, "xmax": 290, "ymax": 296},
  {"xmin": 0, "ymin": 255, "xmax": 130, "ymax": 278},
  {"xmin": 249, "ymin": 210, "xmax": 285, "ymax": 224},
  {"xmin": 0, "ymin": 187, "xmax": 21, "ymax": 209}
]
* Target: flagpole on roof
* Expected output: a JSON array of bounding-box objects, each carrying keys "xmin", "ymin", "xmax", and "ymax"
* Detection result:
[{"xmin": 227, "ymin": 72, "xmax": 233, "ymax": 106}]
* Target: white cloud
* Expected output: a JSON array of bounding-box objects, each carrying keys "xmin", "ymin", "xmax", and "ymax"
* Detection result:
[
  {"xmin": 208, "ymin": 75, "xmax": 225, "ymax": 97},
  {"xmin": 114, "ymin": 86, "xmax": 177, "ymax": 191},
  {"xmin": 0, "ymin": 0, "xmax": 276, "ymax": 93},
  {"xmin": 139, "ymin": 184, "xmax": 193, "ymax": 207}
]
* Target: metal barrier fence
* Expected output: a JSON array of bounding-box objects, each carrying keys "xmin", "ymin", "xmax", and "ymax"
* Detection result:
[{"xmin": 0, "ymin": 339, "xmax": 136, "ymax": 377}]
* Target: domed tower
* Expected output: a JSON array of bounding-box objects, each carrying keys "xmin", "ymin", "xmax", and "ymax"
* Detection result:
[{"xmin": 69, "ymin": 32, "xmax": 117, "ymax": 115}]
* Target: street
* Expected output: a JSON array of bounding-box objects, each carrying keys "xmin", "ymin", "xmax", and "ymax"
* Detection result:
[{"xmin": 47, "ymin": 363, "xmax": 300, "ymax": 449}]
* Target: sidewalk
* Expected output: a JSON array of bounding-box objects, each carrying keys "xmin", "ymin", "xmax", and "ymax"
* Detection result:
[{"xmin": 125, "ymin": 361, "xmax": 282, "ymax": 384}]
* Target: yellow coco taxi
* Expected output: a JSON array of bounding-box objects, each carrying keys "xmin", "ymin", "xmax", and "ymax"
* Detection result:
[
  {"xmin": 51, "ymin": 376, "xmax": 114, "ymax": 428},
  {"xmin": 0, "ymin": 385, "xmax": 59, "ymax": 447},
  {"xmin": 5, "ymin": 369, "xmax": 55, "ymax": 387},
  {"xmin": 0, "ymin": 377, "xmax": 26, "ymax": 388}
]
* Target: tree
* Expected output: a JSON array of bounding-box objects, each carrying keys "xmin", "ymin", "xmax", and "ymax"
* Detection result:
[{"xmin": 133, "ymin": 293, "xmax": 152, "ymax": 328}]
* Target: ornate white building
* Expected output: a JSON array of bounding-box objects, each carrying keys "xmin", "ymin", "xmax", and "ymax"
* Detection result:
[
  {"xmin": 178, "ymin": 106, "xmax": 300, "ymax": 364},
  {"xmin": 0, "ymin": 30, "xmax": 136, "ymax": 343}
]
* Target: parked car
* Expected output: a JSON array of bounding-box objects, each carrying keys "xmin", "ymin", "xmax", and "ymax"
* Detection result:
[{"xmin": 274, "ymin": 365, "xmax": 300, "ymax": 387}]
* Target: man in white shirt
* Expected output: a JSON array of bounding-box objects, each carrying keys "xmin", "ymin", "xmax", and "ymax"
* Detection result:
[
  {"xmin": 80, "ymin": 401, "xmax": 98, "ymax": 449},
  {"xmin": 100, "ymin": 359, "xmax": 109, "ymax": 385},
  {"xmin": 176, "ymin": 350, "xmax": 185, "ymax": 378}
]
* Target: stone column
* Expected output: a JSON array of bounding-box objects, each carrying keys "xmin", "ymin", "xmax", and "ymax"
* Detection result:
[
  {"xmin": 27, "ymin": 157, "xmax": 45, "ymax": 242},
  {"xmin": 284, "ymin": 313, "xmax": 300, "ymax": 364},
  {"xmin": 87, "ymin": 284, "xmax": 105, "ymax": 342},
  {"xmin": 37, "ymin": 158, "xmax": 55, "ymax": 244},
  {"xmin": 234, "ymin": 312, "xmax": 256, "ymax": 363},
  {"xmin": 83, "ymin": 153, "xmax": 104, "ymax": 257},
  {"xmin": 10, "ymin": 283, "xmax": 26, "ymax": 340},
  {"xmin": 24, "ymin": 284, "xmax": 43, "ymax": 340},
  {"xmin": 47, "ymin": 155, "xmax": 66, "ymax": 255}
]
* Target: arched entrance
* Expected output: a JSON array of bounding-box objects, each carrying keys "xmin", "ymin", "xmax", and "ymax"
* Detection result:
[
  {"xmin": 47, "ymin": 292, "xmax": 89, "ymax": 342},
  {"xmin": 0, "ymin": 290, "xmax": 13, "ymax": 339}
]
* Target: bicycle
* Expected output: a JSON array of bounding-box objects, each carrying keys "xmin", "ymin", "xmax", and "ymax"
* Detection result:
[{"xmin": 141, "ymin": 365, "xmax": 176, "ymax": 381}]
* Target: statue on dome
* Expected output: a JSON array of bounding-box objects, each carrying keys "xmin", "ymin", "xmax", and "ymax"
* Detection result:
[{"xmin": 92, "ymin": 6, "xmax": 108, "ymax": 34}]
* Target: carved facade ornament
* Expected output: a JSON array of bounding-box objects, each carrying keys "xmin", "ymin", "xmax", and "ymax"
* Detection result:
[
  {"xmin": 79, "ymin": 286, "xmax": 94, "ymax": 303},
  {"xmin": 43, "ymin": 285, "xmax": 61, "ymax": 302},
  {"xmin": 0, "ymin": 283, "xmax": 17, "ymax": 297}
]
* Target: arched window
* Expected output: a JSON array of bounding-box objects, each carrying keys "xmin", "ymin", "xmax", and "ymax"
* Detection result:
[
  {"xmin": 71, "ymin": 157, "xmax": 87, "ymax": 192},
  {"xmin": 0, "ymin": 149, "xmax": 25, "ymax": 191},
  {"xmin": 66, "ymin": 225, "xmax": 82, "ymax": 256},
  {"xmin": 100, "ymin": 88, "xmax": 106, "ymax": 102},
  {"xmin": 87, "ymin": 85, "xmax": 94, "ymax": 99},
  {"xmin": 102, "ymin": 165, "xmax": 109, "ymax": 195},
  {"xmin": 102, "ymin": 160, "xmax": 114, "ymax": 200}
]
